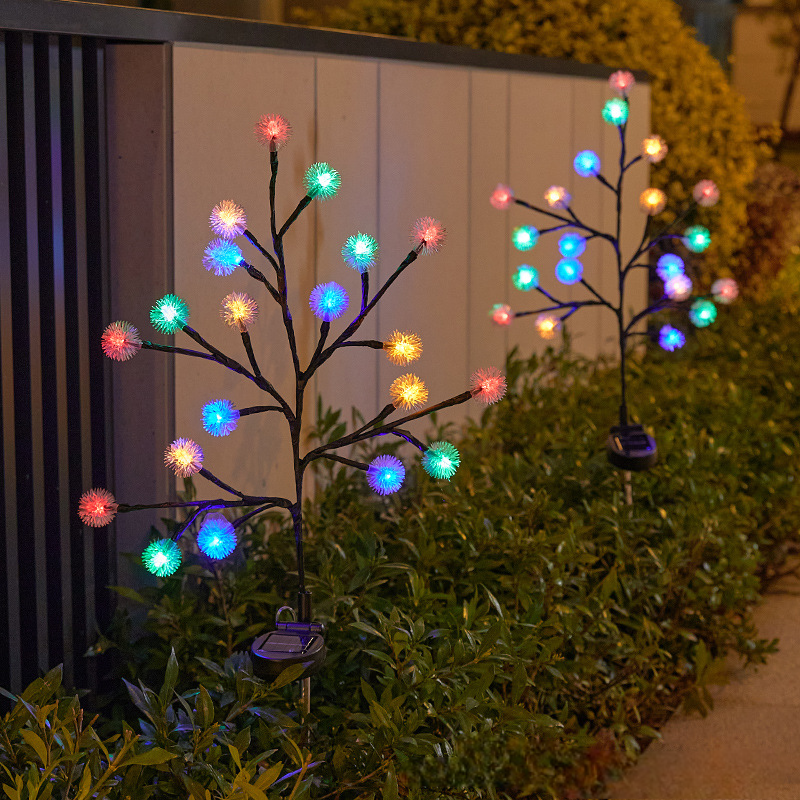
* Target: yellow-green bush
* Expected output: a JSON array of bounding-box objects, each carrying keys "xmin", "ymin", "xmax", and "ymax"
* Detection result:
[{"xmin": 309, "ymin": 0, "xmax": 760, "ymax": 284}]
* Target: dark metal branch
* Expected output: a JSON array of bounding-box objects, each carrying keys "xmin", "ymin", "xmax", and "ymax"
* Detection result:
[
  {"xmin": 117, "ymin": 496, "xmax": 292, "ymax": 512},
  {"xmin": 279, "ymin": 195, "xmax": 314, "ymax": 239},
  {"xmin": 172, "ymin": 506, "xmax": 205, "ymax": 541},
  {"xmin": 514, "ymin": 299, "xmax": 606, "ymax": 319},
  {"xmin": 623, "ymin": 154, "xmax": 643, "ymax": 173},
  {"xmin": 198, "ymin": 467, "xmax": 246, "ymax": 498},
  {"xmin": 361, "ymin": 271, "xmax": 369, "ymax": 311},
  {"xmin": 243, "ymin": 230, "xmax": 280, "ymax": 275},
  {"xmin": 337, "ymin": 339, "xmax": 384, "ymax": 350},
  {"xmin": 232, "ymin": 503, "xmax": 281, "ymax": 528},
  {"xmin": 319, "ymin": 453, "xmax": 369, "ymax": 470},
  {"xmin": 241, "ymin": 330, "xmax": 262, "ymax": 378},
  {"xmin": 388, "ymin": 429, "xmax": 426, "ymax": 451},
  {"xmin": 239, "ymin": 405, "xmax": 284, "ymax": 416},
  {"xmin": 243, "ymin": 262, "xmax": 281, "ymax": 304},
  {"xmin": 142, "ymin": 341, "xmax": 219, "ymax": 362},
  {"xmin": 315, "ymin": 250, "xmax": 419, "ymax": 369}
]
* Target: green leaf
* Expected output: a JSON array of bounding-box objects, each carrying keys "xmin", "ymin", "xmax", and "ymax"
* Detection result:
[
  {"xmin": 270, "ymin": 663, "xmax": 306, "ymax": 690},
  {"xmin": 234, "ymin": 726, "xmax": 251, "ymax": 756},
  {"xmin": 196, "ymin": 685, "xmax": 214, "ymax": 729},
  {"xmin": 255, "ymin": 762, "xmax": 283, "ymax": 789},
  {"xmin": 19, "ymin": 730, "xmax": 48, "ymax": 765},
  {"xmin": 159, "ymin": 648, "xmax": 179, "ymax": 706},
  {"xmin": 108, "ymin": 585, "xmax": 148, "ymax": 604},
  {"xmin": 126, "ymin": 746, "xmax": 178, "ymax": 766},
  {"xmin": 382, "ymin": 764, "xmax": 399, "ymax": 800}
]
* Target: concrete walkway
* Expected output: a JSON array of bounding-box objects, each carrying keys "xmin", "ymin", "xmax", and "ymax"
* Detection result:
[{"xmin": 606, "ymin": 566, "xmax": 800, "ymax": 800}]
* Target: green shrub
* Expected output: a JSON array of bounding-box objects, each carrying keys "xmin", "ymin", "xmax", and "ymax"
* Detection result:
[
  {"xmin": 738, "ymin": 161, "xmax": 800, "ymax": 296},
  {"xmin": 66, "ymin": 292, "xmax": 800, "ymax": 798},
  {"xmin": 302, "ymin": 0, "xmax": 762, "ymax": 285},
  {"xmin": 0, "ymin": 658, "xmax": 315, "ymax": 799}
]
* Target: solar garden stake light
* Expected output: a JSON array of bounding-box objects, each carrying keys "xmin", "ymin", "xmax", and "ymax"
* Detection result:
[
  {"xmin": 489, "ymin": 70, "xmax": 738, "ymax": 474},
  {"xmin": 78, "ymin": 114, "xmax": 507, "ymax": 717}
]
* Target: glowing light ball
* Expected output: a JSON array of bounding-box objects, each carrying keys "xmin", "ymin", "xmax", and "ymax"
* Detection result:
[
  {"xmin": 689, "ymin": 299, "xmax": 717, "ymax": 328},
  {"xmin": 555, "ymin": 258, "xmax": 583, "ymax": 285},
  {"xmin": 683, "ymin": 226, "xmax": 711, "ymax": 253},
  {"xmin": 101, "ymin": 321, "xmax": 142, "ymax": 362},
  {"xmin": 366, "ymin": 454, "xmax": 405, "ymax": 495},
  {"xmin": 641, "ymin": 135, "xmax": 668, "ymax": 164},
  {"xmin": 544, "ymin": 185, "xmax": 571, "ymax": 210},
  {"xmin": 203, "ymin": 238, "xmax": 244, "ymax": 276},
  {"xmin": 609, "ymin": 70, "xmax": 635, "ymax": 97},
  {"xmin": 254, "ymin": 113, "xmax": 292, "ymax": 151},
  {"xmin": 384, "ymin": 330, "xmax": 422, "ymax": 365},
  {"xmin": 559, "ymin": 233, "xmax": 586, "ymax": 258},
  {"xmin": 693, "ymin": 180, "xmax": 720, "ymax": 207},
  {"xmin": 535, "ymin": 314, "xmax": 560, "ymax": 340},
  {"xmin": 602, "ymin": 98, "xmax": 629, "ymax": 126},
  {"xmin": 656, "ymin": 253, "xmax": 685, "ymax": 281},
  {"xmin": 490, "ymin": 303, "xmax": 513, "ymax": 326},
  {"xmin": 512, "ymin": 225, "xmax": 539, "ymax": 251},
  {"xmin": 142, "ymin": 539, "xmax": 182, "ymax": 577},
  {"xmin": 639, "ymin": 188, "xmax": 667, "ymax": 215},
  {"xmin": 209, "ymin": 200, "xmax": 247, "ymax": 239},
  {"xmin": 221, "ymin": 292, "xmax": 258, "ymax": 331},
  {"xmin": 665, "ymin": 274, "xmax": 693, "ymax": 301},
  {"xmin": 309, "ymin": 282, "xmax": 349, "ymax": 321},
  {"xmin": 150, "ymin": 294, "xmax": 189, "ymax": 334},
  {"xmin": 574, "ymin": 150, "xmax": 601, "ymax": 177},
  {"xmin": 202, "ymin": 399, "xmax": 240, "ymax": 437},
  {"xmin": 164, "ymin": 438, "xmax": 203, "ymax": 478},
  {"xmin": 712, "ymin": 277, "xmax": 738, "ymax": 305},
  {"xmin": 470, "ymin": 367, "xmax": 507, "ymax": 405},
  {"xmin": 411, "ymin": 217, "xmax": 446, "ymax": 254},
  {"xmin": 658, "ymin": 325, "xmax": 686, "ymax": 352},
  {"xmin": 513, "ymin": 264, "xmax": 539, "ymax": 291},
  {"xmin": 197, "ymin": 514, "xmax": 237, "ymax": 559},
  {"xmin": 389, "ymin": 374, "xmax": 428, "ymax": 410},
  {"xmin": 490, "ymin": 183, "xmax": 515, "ymax": 209},
  {"xmin": 422, "ymin": 441, "xmax": 460, "ymax": 480},
  {"xmin": 341, "ymin": 232, "xmax": 379, "ymax": 272},
  {"xmin": 78, "ymin": 488, "xmax": 118, "ymax": 527},
  {"xmin": 304, "ymin": 162, "xmax": 341, "ymax": 200}
]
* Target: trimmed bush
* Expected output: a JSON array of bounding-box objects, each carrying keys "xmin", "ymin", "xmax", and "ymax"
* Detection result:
[{"xmin": 61, "ymin": 292, "xmax": 800, "ymax": 798}]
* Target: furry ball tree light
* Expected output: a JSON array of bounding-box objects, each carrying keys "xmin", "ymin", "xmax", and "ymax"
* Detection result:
[
  {"xmin": 79, "ymin": 115, "xmax": 506, "ymax": 709},
  {"xmin": 490, "ymin": 71, "xmax": 736, "ymax": 472}
]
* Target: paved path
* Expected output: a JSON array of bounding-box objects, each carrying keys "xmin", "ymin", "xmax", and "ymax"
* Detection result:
[{"xmin": 606, "ymin": 566, "xmax": 800, "ymax": 800}]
